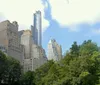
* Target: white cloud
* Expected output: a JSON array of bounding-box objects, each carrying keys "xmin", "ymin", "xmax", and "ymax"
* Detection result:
[
  {"xmin": 49, "ymin": 0, "xmax": 100, "ymax": 30},
  {"xmin": 0, "ymin": 0, "xmax": 49, "ymax": 32}
]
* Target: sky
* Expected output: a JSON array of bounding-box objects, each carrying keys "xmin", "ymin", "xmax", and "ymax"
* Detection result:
[{"xmin": 0, "ymin": 0, "xmax": 100, "ymax": 55}]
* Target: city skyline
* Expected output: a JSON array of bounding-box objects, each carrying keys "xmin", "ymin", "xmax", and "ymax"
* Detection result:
[{"xmin": 0, "ymin": 0, "xmax": 100, "ymax": 54}]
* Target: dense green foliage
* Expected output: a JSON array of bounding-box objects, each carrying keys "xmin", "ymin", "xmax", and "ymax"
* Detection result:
[
  {"xmin": 34, "ymin": 40, "xmax": 100, "ymax": 85},
  {"xmin": 20, "ymin": 71, "xmax": 35, "ymax": 85},
  {"xmin": 0, "ymin": 40, "xmax": 100, "ymax": 85},
  {"xmin": 0, "ymin": 51, "xmax": 22, "ymax": 85}
]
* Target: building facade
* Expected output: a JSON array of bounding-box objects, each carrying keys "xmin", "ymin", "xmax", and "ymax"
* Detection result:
[
  {"xmin": 21, "ymin": 30, "xmax": 47, "ymax": 72},
  {"xmin": 31, "ymin": 44, "xmax": 47, "ymax": 71},
  {"xmin": 0, "ymin": 20, "xmax": 47, "ymax": 72},
  {"xmin": 21, "ymin": 30, "xmax": 33, "ymax": 59},
  {"xmin": 31, "ymin": 11, "xmax": 42, "ymax": 46},
  {"xmin": 0, "ymin": 20, "xmax": 24, "ymax": 64},
  {"xmin": 48, "ymin": 39, "xmax": 62, "ymax": 61}
]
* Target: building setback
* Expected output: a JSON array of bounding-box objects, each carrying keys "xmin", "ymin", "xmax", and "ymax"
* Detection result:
[
  {"xmin": 21, "ymin": 30, "xmax": 47, "ymax": 72},
  {"xmin": 48, "ymin": 39, "xmax": 62, "ymax": 61}
]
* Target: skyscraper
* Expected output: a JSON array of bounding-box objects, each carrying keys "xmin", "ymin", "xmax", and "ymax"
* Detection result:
[
  {"xmin": 0, "ymin": 20, "xmax": 24, "ymax": 64},
  {"xmin": 47, "ymin": 39, "xmax": 62, "ymax": 61},
  {"xmin": 31, "ymin": 10, "xmax": 42, "ymax": 46},
  {"xmin": 21, "ymin": 30, "xmax": 47, "ymax": 72}
]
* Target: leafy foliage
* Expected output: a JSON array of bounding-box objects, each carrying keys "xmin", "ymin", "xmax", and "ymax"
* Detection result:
[
  {"xmin": 34, "ymin": 40, "xmax": 100, "ymax": 85},
  {"xmin": 20, "ymin": 71, "xmax": 35, "ymax": 85},
  {"xmin": 35, "ymin": 60, "xmax": 54, "ymax": 85},
  {"xmin": 0, "ymin": 51, "xmax": 22, "ymax": 85},
  {"xmin": 0, "ymin": 40, "xmax": 100, "ymax": 85},
  {"xmin": 0, "ymin": 51, "xmax": 7, "ymax": 84}
]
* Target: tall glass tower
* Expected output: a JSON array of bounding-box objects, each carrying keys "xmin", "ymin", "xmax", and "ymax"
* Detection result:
[{"xmin": 31, "ymin": 11, "xmax": 42, "ymax": 46}]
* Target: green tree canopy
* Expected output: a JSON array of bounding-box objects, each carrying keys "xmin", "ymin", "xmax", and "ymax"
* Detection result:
[
  {"xmin": 21, "ymin": 71, "xmax": 35, "ymax": 85},
  {"xmin": 34, "ymin": 40, "xmax": 100, "ymax": 85}
]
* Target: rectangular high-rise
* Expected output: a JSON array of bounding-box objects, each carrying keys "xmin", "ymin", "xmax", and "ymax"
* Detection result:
[
  {"xmin": 0, "ymin": 20, "xmax": 24, "ymax": 64},
  {"xmin": 31, "ymin": 10, "xmax": 42, "ymax": 46},
  {"xmin": 48, "ymin": 39, "xmax": 62, "ymax": 61},
  {"xmin": 21, "ymin": 30, "xmax": 47, "ymax": 72}
]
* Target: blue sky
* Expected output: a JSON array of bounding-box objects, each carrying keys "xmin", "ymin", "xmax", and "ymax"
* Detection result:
[
  {"xmin": 0, "ymin": 0, "xmax": 100, "ymax": 55},
  {"xmin": 42, "ymin": 0, "xmax": 100, "ymax": 54}
]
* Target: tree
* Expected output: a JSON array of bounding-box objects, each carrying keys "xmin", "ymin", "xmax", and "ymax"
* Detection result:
[
  {"xmin": 35, "ymin": 60, "xmax": 54, "ymax": 85},
  {"xmin": 79, "ymin": 40, "xmax": 99, "ymax": 57},
  {"xmin": 70, "ymin": 41, "xmax": 80, "ymax": 57},
  {"xmin": 41, "ymin": 63, "xmax": 60, "ymax": 85},
  {"xmin": 34, "ymin": 40, "xmax": 100, "ymax": 85},
  {"xmin": 3, "ymin": 57, "xmax": 22, "ymax": 85},
  {"xmin": 21, "ymin": 71, "xmax": 35, "ymax": 85},
  {"xmin": 0, "ymin": 51, "xmax": 7, "ymax": 84},
  {"xmin": 0, "ymin": 51, "xmax": 22, "ymax": 85}
]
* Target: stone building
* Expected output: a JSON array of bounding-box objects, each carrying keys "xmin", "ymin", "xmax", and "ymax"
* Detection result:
[
  {"xmin": 0, "ymin": 20, "xmax": 47, "ymax": 72},
  {"xmin": 48, "ymin": 39, "xmax": 62, "ymax": 61},
  {"xmin": 31, "ymin": 44, "xmax": 47, "ymax": 70},
  {"xmin": 0, "ymin": 20, "xmax": 24, "ymax": 64},
  {"xmin": 21, "ymin": 30, "xmax": 47, "ymax": 72}
]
